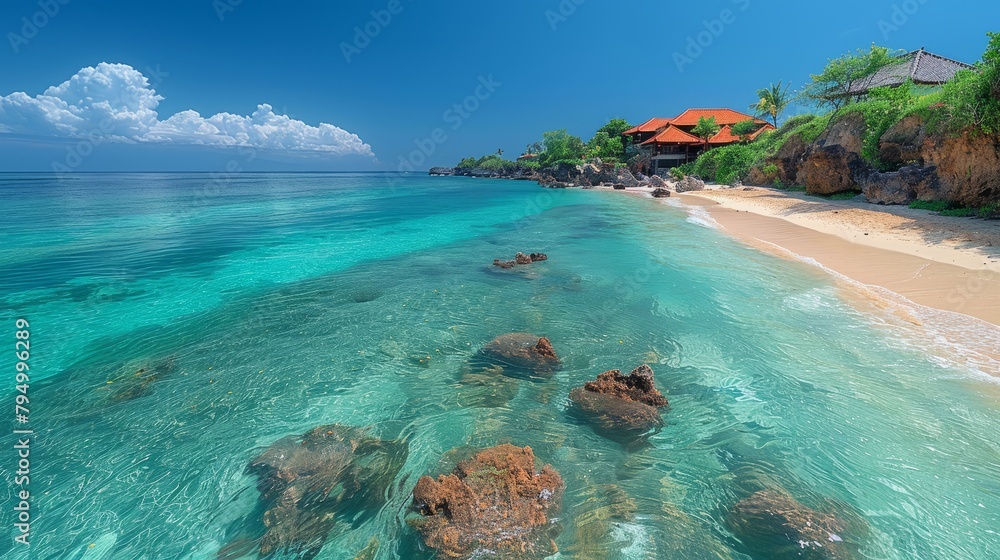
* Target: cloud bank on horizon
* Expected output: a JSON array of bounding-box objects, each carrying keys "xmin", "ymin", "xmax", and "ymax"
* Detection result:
[{"xmin": 0, "ymin": 63, "xmax": 374, "ymax": 158}]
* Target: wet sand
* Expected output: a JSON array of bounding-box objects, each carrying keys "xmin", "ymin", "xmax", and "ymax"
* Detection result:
[{"xmin": 676, "ymin": 187, "xmax": 1000, "ymax": 327}]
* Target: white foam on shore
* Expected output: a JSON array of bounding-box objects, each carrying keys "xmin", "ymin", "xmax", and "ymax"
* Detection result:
[{"xmin": 660, "ymin": 196, "xmax": 721, "ymax": 229}]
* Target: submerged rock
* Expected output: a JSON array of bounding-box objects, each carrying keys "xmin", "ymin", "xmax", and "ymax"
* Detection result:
[
  {"xmin": 478, "ymin": 333, "xmax": 561, "ymax": 375},
  {"xmin": 493, "ymin": 252, "xmax": 549, "ymax": 269},
  {"xmin": 101, "ymin": 355, "xmax": 177, "ymax": 403},
  {"xmin": 244, "ymin": 424, "xmax": 407, "ymax": 559},
  {"xmin": 727, "ymin": 489, "xmax": 858, "ymax": 560},
  {"xmin": 411, "ymin": 444, "xmax": 564, "ymax": 559},
  {"xmin": 569, "ymin": 365, "xmax": 667, "ymax": 440},
  {"xmin": 457, "ymin": 365, "xmax": 521, "ymax": 408}
]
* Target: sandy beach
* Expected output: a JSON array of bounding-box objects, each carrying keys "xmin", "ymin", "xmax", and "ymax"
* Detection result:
[{"xmin": 672, "ymin": 187, "xmax": 1000, "ymax": 328}]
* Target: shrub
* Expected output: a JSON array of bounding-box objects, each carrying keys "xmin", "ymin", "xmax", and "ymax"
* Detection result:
[
  {"xmin": 937, "ymin": 32, "xmax": 1000, "ymax": 135},
  {"xmin": 909, "ymin": 200, "xmax": 949, "ymax": 212},
  {"xmin": 693, "ymin": 142, "xmax": 768, "ymax": 184},
  {"xmin": 841, "ymin": 82, "xmax": 918, "ymax": 169},
  {"xmin": 978, "ymin": 202, "xmax": 1000, "ymax": 219}
]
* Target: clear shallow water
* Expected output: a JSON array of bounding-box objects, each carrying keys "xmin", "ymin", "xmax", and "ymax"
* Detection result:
[{"xmin": 0, "ymin": 173, "xmax": 998, "ymax": 559}]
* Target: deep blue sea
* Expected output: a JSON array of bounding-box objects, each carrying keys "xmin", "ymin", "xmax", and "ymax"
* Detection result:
[{"xmin": 1, "ymin": 173, "xmax": 999, "ymax": 559}]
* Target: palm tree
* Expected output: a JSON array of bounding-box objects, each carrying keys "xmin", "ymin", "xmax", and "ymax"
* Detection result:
[
  {"xmin": 752, "ymin": 81, "xmax": 791, "ymax": 128},
  {"xmin": 692, "ymin": 116, "xmax": 720, "ymax": 150}
]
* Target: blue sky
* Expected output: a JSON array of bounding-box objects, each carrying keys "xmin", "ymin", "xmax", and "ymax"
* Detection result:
[{"xmin": 0, "ymin": 0, "xmax": 995, "ymax": 172}]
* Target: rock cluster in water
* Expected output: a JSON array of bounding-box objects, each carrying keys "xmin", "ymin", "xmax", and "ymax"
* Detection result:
[
  {"xmin": 244, "ymin": 424, "xmax": 407, "ymax": 558},
  {"xmin": 478, "ymin": 332, "xmax": 561, "ymax": 375},
  {"xmin": 569, "ymin": 365, "xmax": 668, "ymax": 438},
  {"xmin": 411, "ymin": 444, "xmax": 564, "ymax": 559},
  {"xmin": 493, "ymin": 252, "xmax": 548, "ymax": 269}
]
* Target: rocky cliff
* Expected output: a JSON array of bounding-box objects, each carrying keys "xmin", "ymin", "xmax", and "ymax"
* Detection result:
[{"xmin": 762, "ymin": 112, "xmax": 1000, "ymax": 209}]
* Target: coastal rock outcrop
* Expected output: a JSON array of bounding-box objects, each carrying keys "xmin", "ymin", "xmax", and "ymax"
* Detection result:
[
  {"xmin": 796, "ymin": 114, "xmax": 871, "ymax": 195},
  {"xmin": 727, "ymin": 489, "xmax": 859, "ymax": 560},
  {"xmin": 651, "ymin": 188, "xmax": 671, "ymax": 198},
  {"xmin": 675, "ymin": 176, "xmax": 706, "ymax": 192},
  {"xmin": 647, "ymin": 174, "xmax": 669, "ymax": 189},
  {"xmin": 771, "ymin": 133, "xmax": 810, "ymax": 186},
  {"xmin": 798, "ymin": 144, "xmax": 869, "ymax": 195},
  {"xmin": 878, "ymin": 115, "xmax": 927, "ymax": 167},
  {"xmin": 411, "ymin": 444, "xmax": 564, "ymax": 560},
  {"xmin": 923, "ymin": 129, "xmax": 1000, "ymax": 207},
  {"xmin": 245, "ymin": 424, "xmax": 407, "ymax": 558},
  {"xmin": 478, "ymin": 333, "xmax": 561, "ymax": 375},
  {"xmin": 861, "ymin": 164, "xmax": 940, "ymax": 205},
  {"xmin": 569, "ymin": 365, "xmax": 668, "ymax": 439},
  {"xmin": 429, "ymin": 167, "xmax": 456, "ymax": 176}
]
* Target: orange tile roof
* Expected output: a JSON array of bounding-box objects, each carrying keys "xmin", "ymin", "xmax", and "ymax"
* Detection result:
[
  {"xmin": 640, "ymin": 124, "xmax": 704, "ymax": 145},
  {"xmin": 748, "ymin": 123, "xmax": 776, "ymax": 139},
  {"xmin": 623, "ymin": 117, "xmax": 671, "ymax": 135},
  {"xmin": 670, "ymin": 108, "xmax": 767, "ymax": 127},
  {"xmin": 708, "ymin": 125, "xmax": 741, "ymax": 144}
]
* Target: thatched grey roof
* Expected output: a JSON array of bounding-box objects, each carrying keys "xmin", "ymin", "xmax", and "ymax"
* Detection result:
[{"xmin": 848, "ymin": 49, "xmax": 975, "ymax": 94}]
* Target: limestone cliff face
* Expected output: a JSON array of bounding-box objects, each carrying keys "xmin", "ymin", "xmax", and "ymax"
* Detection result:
[{"xmin": 762, "ymin": 112, "xmax": 1000, "ymax": 208}]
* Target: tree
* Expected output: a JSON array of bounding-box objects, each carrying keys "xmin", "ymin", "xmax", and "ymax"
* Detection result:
[
  {"xmin": 732, "ymin": 119, "xmax": 763, "ymax": 143},
  {"xmin": 584, "ymin": 119, "xmax": 632, "ymax": 163},
  {"xmin": 752, "ymin": 81, "xmax": 791, "ymax": 128},
  {"xmin": 538, "ymin": 129, "xmax": 586, "ymax": 166},
  {"xmin": 456, "ymin": 157, "xmax": 478, "ymax": 170},
  {"xmin": 692, "ymin": 116, "xmax": 721, "ymax": 148},
  {"xmin": 800, "ymin": 45, "xmax": 898, "ymax": 111},
  {"xmin": 586, "ymin": 131, "xmax": 626, "ymax": 163},
  {"xmin": 594, "ymin": 118, "xmax": 633, "ymax": 138}
]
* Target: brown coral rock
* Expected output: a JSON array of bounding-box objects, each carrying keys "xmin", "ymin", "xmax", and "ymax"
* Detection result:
[
  {"xmin": 568, "ymin": 388, "xmax": 664, "ymax": 433},
  {"xmin": 583, "ymin": 365, "xmax": 667, "ymax": 407},
  {"xmin": 412, "ymin": 444, "xmax": 564, "ymax": 559}
]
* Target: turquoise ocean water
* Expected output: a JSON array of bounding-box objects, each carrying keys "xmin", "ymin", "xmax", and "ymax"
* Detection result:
[{"xmin": 0, "ymin": 173, "xmax": 998, "ymax": 559}]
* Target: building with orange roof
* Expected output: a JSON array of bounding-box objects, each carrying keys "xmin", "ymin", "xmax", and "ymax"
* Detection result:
[{"xmin": 623, "ymin": 108, "xmax": 774, "ymax": 175}]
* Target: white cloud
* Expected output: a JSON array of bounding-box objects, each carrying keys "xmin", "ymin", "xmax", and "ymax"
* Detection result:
[{"xmin": 0, "ymin": 63, "xmax": 374, "ymax": 157}]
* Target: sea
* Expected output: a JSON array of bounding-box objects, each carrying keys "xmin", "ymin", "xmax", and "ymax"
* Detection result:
[{"xmin": 0, "ymin": 172, "xmax": 998, "ymax": 559}]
